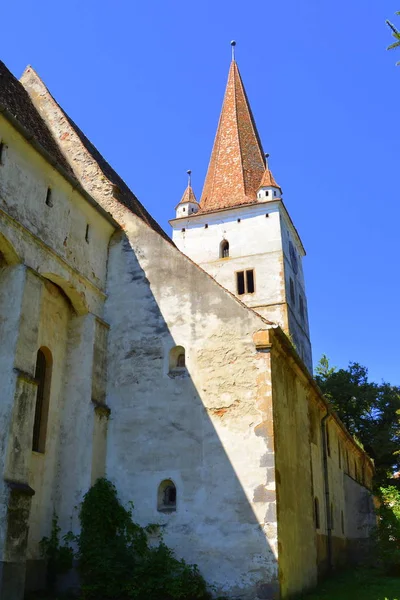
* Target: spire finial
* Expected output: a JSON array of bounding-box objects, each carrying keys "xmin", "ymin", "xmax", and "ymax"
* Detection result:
[
  {"xmin": 265, "ymin": 153, "xmax": 270, "ymax": 169},
  {"xmin": 186, "ymin": 169, "xmax": 192, "ymax": 186},
  {"xmin": 231, "ymin": 40, "xmax": 236, "ymax": 61}
]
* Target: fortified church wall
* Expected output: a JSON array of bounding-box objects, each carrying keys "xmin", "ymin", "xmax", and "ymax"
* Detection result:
[{"xmin": 0, "ymin": 57, "xmax": 376, "ymax": 600}]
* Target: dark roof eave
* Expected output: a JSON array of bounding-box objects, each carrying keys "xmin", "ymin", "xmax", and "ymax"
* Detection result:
[{"xmin": 0, "ymin": 104, "xmax": 120, "ymax": 230}]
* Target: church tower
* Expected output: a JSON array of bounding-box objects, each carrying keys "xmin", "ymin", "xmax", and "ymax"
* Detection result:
[{"xmin": 170, "ymin": 44, "xmax": 312, "ymax": 371}]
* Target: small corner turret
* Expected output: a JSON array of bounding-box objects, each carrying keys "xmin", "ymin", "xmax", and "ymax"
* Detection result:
[
  {"xmin": 175, "ymin": 170, "xmax": 199, "ymax": 218},
  {"xmin": 257, "ymin": 154, "xmax": 282, "ymax": 201}
]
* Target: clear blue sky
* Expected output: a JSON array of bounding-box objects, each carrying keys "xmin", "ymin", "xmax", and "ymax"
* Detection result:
[{"xmin": 2, "ymin": 1, "xmax": 399, "ymax": 383}]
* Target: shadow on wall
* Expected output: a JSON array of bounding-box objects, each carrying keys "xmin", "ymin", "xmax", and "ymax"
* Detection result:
[{"xmin": 104, "ymin": 230, "xmax": 278, "ymax": 600}]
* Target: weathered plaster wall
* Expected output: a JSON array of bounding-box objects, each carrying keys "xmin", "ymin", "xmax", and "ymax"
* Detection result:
[
  {"xmin": 269, "ymin": 328, "xmax": 375, "ymax": 595},
  {"xmin": 280, "ymin": 216, "xmax": 312, "ymax": 370},
  {"xmin": 26, "ymin": 281, "xmax": 71, "ymax": 565},
  {"xmin": 0, "ymin": 113, "xmax": 115, "ymax": 598},
  {"xmin": 0, "ymin": 116, "xmax": 115, "ymax": 317},
  {"xmin": 105, "ymin": 220, "xmax": 280, "ymax": 599},
  {"xmin": 269, "ymin": 332, "xmax": 317, "ymax": 598},
  {"xmin": 172, "ymin": 205, "xmax": 286, "ymax": 324},
  {"xmin": 171, "ymin": 202, "xmax": 312, "ymax": 372}
]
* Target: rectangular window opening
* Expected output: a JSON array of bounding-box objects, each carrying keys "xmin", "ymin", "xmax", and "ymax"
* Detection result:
[
  {"xmin": 45, "ymin": 187, "xmax": 53, "ymax": 207},
  {"xmin": 0, "ymin": 141, "xmax": 4, "ymax": 164},
  {"xmin": 85, "ymin": 224, "xmax": 90, "ymax": 243},
  {"xmin": 236, "ymin": 269, "xmax": 255, "ymax": 295},
  {"xmin": 290, "ymin": 278, "xmax": 295, "ymax": 304},
  {"xmin": 246, "ymin": 269, "xmax": 255, "ymax": 293},
  {"xmin": 299, "ymin": 295, "xmax": 304, "ymax": 320},
  {"xmin": 236, "ymin": 271, "xmax": 245, "ymax": 295}
]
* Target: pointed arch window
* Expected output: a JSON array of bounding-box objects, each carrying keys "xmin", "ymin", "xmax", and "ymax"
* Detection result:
[
  {"xmin": 32, "ymin": 348, "xmax": 52, "ymax": 453},
  {"xmin": 220, "ymin": 240, "xmax": 229, "ymax": 258}
]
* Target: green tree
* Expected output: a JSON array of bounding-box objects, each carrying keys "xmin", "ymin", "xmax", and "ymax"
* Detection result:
[
  {"xmin": 386, "ymin": 12, "xmax": 400, "ymax": 64},
  {"xmin": 315, "ymin": 357, "xmax": 400, "ymax": 485}
]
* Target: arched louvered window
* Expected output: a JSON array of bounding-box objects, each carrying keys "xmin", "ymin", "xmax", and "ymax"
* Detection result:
[
  {"xmin": 220, "ymin": 240, "xmax": 229, "ymax": 258},
  {"xmin": 32, "ymin": 348, "xmax": 52, "ymax": 453}
]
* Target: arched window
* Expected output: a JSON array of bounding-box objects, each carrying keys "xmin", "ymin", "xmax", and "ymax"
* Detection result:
[
  {"xmin": 32, "ymin": 348, "xmax": 52, "ymax": 453},
  {"xmin": 220, "ymin": 240, "xmax": 229, "ymax": 258},
  {"xmin": 169, "ymin": 346, "xmax": 186, "ymax": 374},
  {"xmin": 157, "ymin": 479, "xmax": 177, "ymax": 512},
  {"xmin": 314, "ymin": 497, "xmax": 320, "ymax": 530}
]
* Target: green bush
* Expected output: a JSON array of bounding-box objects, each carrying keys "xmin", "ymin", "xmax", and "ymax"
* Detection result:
[
  {"xmin": 375, "ymin": 485, "xmax": 400, "ymax": 575},
  {"xmin": 70, "ymin": 478, "xmax": 214, "ymax": 600},
  {"xmin": 39, "ymin": 513, "xmax": 74, "ymax": 591}
]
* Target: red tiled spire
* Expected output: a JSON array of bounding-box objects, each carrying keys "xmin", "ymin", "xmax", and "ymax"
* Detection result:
[
  {"xmin": 259, "ymin": 155, "xmax": 281, "ymax": 192},
  {"xmin": 177, "ymin": 184, "xmax": 198, "ymax": 206},
  {"xmin": 200, "ymin": 59, "xmax": 266, "ymax": 213}
]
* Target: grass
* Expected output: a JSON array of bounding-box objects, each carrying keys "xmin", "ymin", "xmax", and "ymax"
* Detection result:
[
  {"xmin": 298, "ymin": 568, "xmax": 399, "ymax": 600},
  {"xmin": 25, "ymin": 569, "xmax": 400, "ymax": 600}
]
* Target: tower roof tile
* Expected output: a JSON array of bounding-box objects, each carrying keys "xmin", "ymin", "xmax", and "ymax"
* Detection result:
[{"xmin": 199, "ymin": 60, "xmax": 266, "ymax": 213}]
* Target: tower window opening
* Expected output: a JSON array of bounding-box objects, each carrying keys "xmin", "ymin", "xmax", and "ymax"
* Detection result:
[
  {"xmin": 181, "ymin": 228, "xmax": 185, "ymax": 233},
  {"xmin": 85, "ymin": 224, "xmax": 90, "ymax": 243},
  {"xmin": 299, "ymin": 295, "xmax": 305, "ymax": 320},
  {"xmin": 45, "ymin": 187, "xmax": 53, "ymax": 207},
  {"xmin": 183, "ymin": 207, "xmax": 186, "ymax": 212},
  {"xmin": 237, "ymin": 271, "xmax": 245, "ymax": 295},
  {"xmin": 265, "ymin": 190, "xmax": 269, "ymax": 197},
  {"xmin": 237, "ymin": 218, "xmax": 241, "ymax": 223},
  {"xmin": 290, "ymin": 278, "xmax": 295, "ymax": 305},
  {"xmin": 314, "ymin": 497, "xmax": 320, "ymax": 529},
  {"xmin": 169, "ymin": 345, "xmax": 186, "ymax": 374},
  {"xmin": 265, "ymin": 213, "xmax": 269, "ymax": 218},
  {"xmin": 0, "ymin": 141, "xmax": 4, "ymax": 164},
  {"xmin": 220, "ymin": 240, "xmax": 229, "ymax": 258},
  {"xmin": 205, "ymin": 224, "xmax": 208, "ymax": 229},
  {"xmin": 274, "ymin": 190, "xmax": 277, "ymax": 197},
  {"xmin": 157, "ymin": 479, "xmax": 177, "ymax": 512},
  {"xmin": 236, "ymin": 269, "xmax": 255, "ymax": 295},
  {"xmin": 32, "ymin": 348, "xmax": 52, "ymax": 453}
]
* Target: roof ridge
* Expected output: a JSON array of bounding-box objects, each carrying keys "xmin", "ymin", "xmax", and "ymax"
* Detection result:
[{"xmin": 232, "ymin": 62, "xmax": 246, "ymax": 199}]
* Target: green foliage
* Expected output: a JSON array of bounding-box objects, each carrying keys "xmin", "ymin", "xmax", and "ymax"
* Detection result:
[
  {"xmin": 74, "ymin": 478, "xmax": 214, "ymax": 600},
  {"xmin": 39, "ymin": 514, "xmax": 74, "ymax": 590},
  {"xmin": 315, "ymin": 356, "xmax": 400, "ymax": 485},
  {"xmin": 296, "ymin": 567, "xmax": 399, "ymax": 599},
  {"xmin": 387, "ymin": 12, "xmax": 400, "ymax": 65},
  {"xmin": 375, "ymin": 486, "xmax": 400, "ymax": 575}
]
